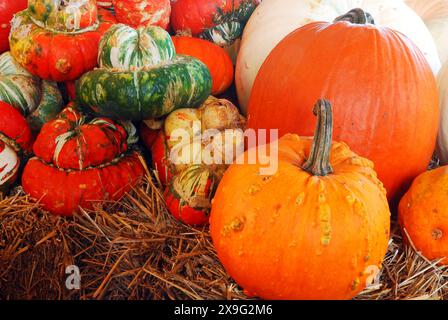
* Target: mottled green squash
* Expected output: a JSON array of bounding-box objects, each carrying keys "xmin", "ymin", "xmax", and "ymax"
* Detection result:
[
  {"xmin": 77, "ymin": 24, "xmax": 212, "ymax": 120},
  {"xmin": 0, "ymin": 52, "xmax": 64, "ymax": 129}
]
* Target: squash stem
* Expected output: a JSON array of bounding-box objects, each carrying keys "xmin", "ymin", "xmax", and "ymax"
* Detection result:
[
  {"xmin": 334, "ymin": 8, "xmax": 375, "ymax": 25},
  {"xmin": 302, "ymin": 99, "xmax": 334, "ymax": 176}
]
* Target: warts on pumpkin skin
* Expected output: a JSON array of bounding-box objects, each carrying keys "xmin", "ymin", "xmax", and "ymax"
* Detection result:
[
  {"xmin": 432, "ymin": 228, "xmax": 443, "ymax": 240},
  {"xmin": 351, "ymin": 278, "xmax": 360, "ymax": 291},
  {"xmin": 221, "ymin": 217, "xmax": 245, "ymax": 237},
  {"xmin": 55, "ymin": 58, "xmax": 71, "ymax": 74}
]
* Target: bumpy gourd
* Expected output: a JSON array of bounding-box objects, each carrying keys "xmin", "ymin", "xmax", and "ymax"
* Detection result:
[
  {"xmin": 9, "ymin": 1, "xmax": 115, "ymax": 81},
  {"xmin": 22, "ymin": 105, "xmax": 145, "ymax": 216},
  {"xmin": 210, "ymin": 99, "xmax": 391, "ymax": 299}
]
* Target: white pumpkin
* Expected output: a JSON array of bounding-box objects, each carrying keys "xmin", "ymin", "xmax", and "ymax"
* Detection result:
[
  {"xmin": 405, "ymin": 0, "xmax": 448, "ymax": 20},
  {"xmin": 236, "ymin": 0, "xmax": 441, "ymax": 114},
  {"xmin": 406, "ymin": 0, "xmax": 448, "ymax": 67},
  {"xmin": 436, "ymin": 63, "xmax": 448, "ymax": 164},
  {"xmin": 0, "ymin": 140, "xmax": 20, "ymax": 191}
]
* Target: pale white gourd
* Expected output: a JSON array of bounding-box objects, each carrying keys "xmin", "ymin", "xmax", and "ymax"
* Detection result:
[
  {"xmin": 406, "ymin": 0, "xmax": 448, "ymax": 66},
  {"xmin": 236, "ymin": 0, "xmax": 441, "ymax": 114},
  {"xmin": 436, "ymin": 62, "xmax": 448, "ymax": 164}
]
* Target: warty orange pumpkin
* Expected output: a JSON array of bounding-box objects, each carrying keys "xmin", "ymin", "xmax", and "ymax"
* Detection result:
[
  {"xmin": 247, "ymin": 8, "xmax": 439, "ymax": 205},
  {"xmin": 210, "ymin": 99, "xmax": 391, "ymax": 300}
]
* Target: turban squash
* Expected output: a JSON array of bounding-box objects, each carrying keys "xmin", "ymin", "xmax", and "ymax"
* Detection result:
[
  {"xmin": 0, "ymin": 52, "xmax": 63, "ymax": 131},
  {"xmin": 0, "ymin": 101, "xmax": 32, "ymax": 191},
  {"xmin": 247, "ymin": 8, "xmax": 439, "ymax": 204},
  {"xmin": 170, "ymin": 0, "xmax": 260, "ymax": 47},
  {"xmin": 22, "ymin": 105, "xmax": 145, "ymax": 216},
  {"xmin": 76, "ymin": 24, "xmax": 211, "ymax": 120},
  {"xmin": 9, "ymin": 1, "xmax": 116, "ymax": 81},
  {"xmin": 148, "ymin": 96, "xmax": 245, "ymax": 225},
  {"xmin": 398, "ymin": 166, "xmax": 448, "ymax": 265},
  {"xmin": 0, "ymin": 0, "xmax": 28, "ymax": 53},
  {"xmin": 114, "ymin": 0, "xmax": 171, "ymax": 29},
  {"xmin": 210, "ymin": 99, "xmax": 391, "ymax": 299}
]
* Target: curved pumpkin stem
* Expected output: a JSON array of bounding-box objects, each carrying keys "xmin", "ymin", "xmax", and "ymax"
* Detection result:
[
  {"xmin": 334, "ymin": 8, "xmax": 375, "ymax": 25},
  {"xmin": 302, "ymin": 99, "xmax": 334, "ymax": 176}
]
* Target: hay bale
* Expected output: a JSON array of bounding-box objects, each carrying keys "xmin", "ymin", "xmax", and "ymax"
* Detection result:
[
  {"xmin": 0, "ymin": 189, "xmax": 76, "ymax": 300},
  {"xmin": 1, "ymin": 179, "xmax": 447, "ymax": 300},
  {"xmin": 71, "ymin": 177, "xmax": 245, "ymax": 300}
]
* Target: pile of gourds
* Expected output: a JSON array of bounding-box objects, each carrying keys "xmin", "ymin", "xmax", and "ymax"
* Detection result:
[{"xmin": 1, "ymin": 0, "xmax": 448, "ymax": 300}]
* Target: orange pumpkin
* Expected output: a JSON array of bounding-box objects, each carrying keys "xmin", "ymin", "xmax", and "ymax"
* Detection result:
[
  {"xmin": 210, "ymin": 99, "xmax": 391, "ymax": 300},
  {"xmin": 171, "ymin": 36, "xmax": 234, "ymax": 95},
  {"xmin": 398, "ymin": 167, "xmax": 448, "ymax": 265},
  {"xmin": 246, "ymin": 8, "xmax": 439, "ymax": 204}
]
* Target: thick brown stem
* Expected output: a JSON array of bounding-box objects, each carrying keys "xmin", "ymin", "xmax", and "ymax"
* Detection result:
[
  {"xmin": 302, "ymin": 99, "xmax": 333, "ymax": 176},
  {"xmin": 334, "ymin": 8, "xmax": 375, "ymax": 25}
]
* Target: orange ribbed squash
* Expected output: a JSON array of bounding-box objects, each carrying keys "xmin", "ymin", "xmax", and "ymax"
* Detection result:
[
  {"xmin": 398, "ymin": 167, "xmax": 448, "ymax": 265},
  {"xmin": 210, "ymin": 99, "xmax": 391, "ymax": 300},
  {"xmin": 246, "ymin": 8, "xmax": 439, "ymax": 204}
]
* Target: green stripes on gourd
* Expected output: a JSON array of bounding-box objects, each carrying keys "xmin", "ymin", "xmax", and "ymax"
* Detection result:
[
  {"xmin": 77, "ymin": 55, "xmax": 212, "ymax": 120},
  {"xmin": 78, "ymin": 25, "xmax": 212, "ymax": 121},
  {"xmin": 0, "ymin": 52, "xmax": 32, "ymax": 77},
  {"xmin": 27, "ymin": 81, "xmax": 64, "ymax": 132},
  {"xmin": 0, "ymin": 52, "xmax": 39, "ymax": 115},
  {"xmin": 99, "ymin": 24, "xmax": 176, "ymax": 70},
  {"xmin": 201, "ymin": 21, "xmax": 243, "ymax": 47},
  {"xmin": 0, "ymin": 52, "xmax": 63, "ymax": 128},
  {"xmin": 0, "ymin": 75, "xmax": 40, "ymax": 115}
]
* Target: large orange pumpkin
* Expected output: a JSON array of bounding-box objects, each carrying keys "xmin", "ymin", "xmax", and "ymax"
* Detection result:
[
  {"xmin": 398, "ymin": 166, "xmax": 448, "ymax": 265},
  {"xmin": 210, "ymin": 99, "xmax": 391, "ymax": 300},
  {"xmin": 247, "ymin": 8, "xmax": 439, "ymax": 204},
  {"xmin": 172, "ymin": 36, "xmax": 234, "ymax": 95}
]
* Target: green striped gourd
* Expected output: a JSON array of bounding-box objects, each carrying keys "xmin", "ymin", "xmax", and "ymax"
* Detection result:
[
  {"xmin": 0, "ymin": 52, "xmax": 64, "ymax": 131},
  {"xmin": 76, "ymin": 24, "xmax": 212, "ymax": 120}
]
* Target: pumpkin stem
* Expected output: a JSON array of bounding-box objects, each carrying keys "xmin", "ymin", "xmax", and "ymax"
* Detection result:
[
  {"xmin": 334, "ymin": 8, "xmax": 375, "ymax": 25},
  {"xmin": 175, "ymin": 29, "xmax": 193, "ymax": 37},
  {"xmin": 302, "ymin": 99, "xmax": 334, "ymax": 176}
]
